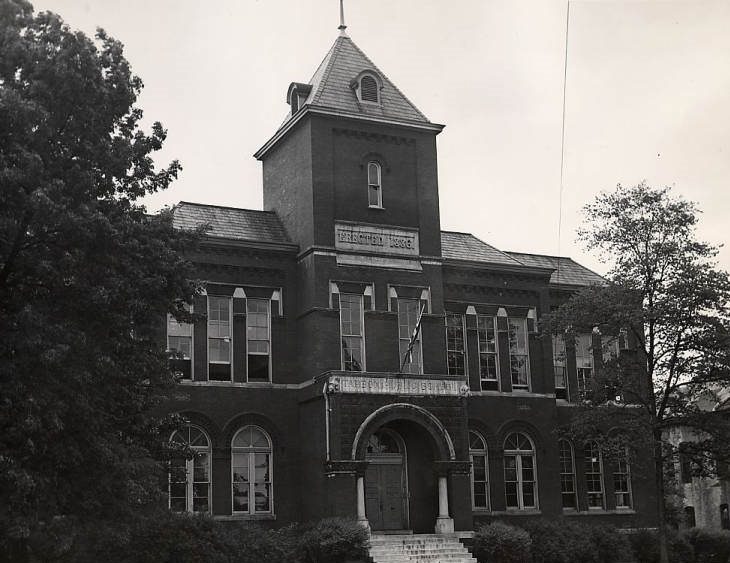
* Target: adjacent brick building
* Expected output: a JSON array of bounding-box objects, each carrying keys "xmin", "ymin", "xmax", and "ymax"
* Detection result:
[{"xmin": 163, "ymin": 28, "xmax": 658, "ymax": 533}]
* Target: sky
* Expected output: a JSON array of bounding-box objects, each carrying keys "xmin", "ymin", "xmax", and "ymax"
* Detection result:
[{"xmin": 33, "ymin": 0, "xmax": 730, "ymax": 276}]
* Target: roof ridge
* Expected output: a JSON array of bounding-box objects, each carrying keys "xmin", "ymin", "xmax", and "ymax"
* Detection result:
[
  {"xmin": 312, "ymin": 36, "xmax": 345, "ymax": 106},
  {"xmin": 345, "ymin": 36, "xmax": 429, "ymax": 122},
  {"xmin": 177, "ymin": 201, "xmax": 278, "ymax": 215}
]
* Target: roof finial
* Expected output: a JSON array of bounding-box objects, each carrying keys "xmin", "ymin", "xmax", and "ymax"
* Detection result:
[{"xmin": 338, "ymin": 0, "xmax": 348, "ymax": 35}]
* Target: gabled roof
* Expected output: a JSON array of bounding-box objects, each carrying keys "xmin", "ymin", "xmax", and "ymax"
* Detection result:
[
  {"xmin": 440, "ymin": 231, "xmax": 525, "ymax": 267},
  {"xmin": 172, "ymin": 202, "xmax": 292, "ymax": 246},
  {"xmin": 300, "ymin": 34, "xmax": 430, "ymax": 124},
  {"xmin": 506, "ymin": 251, "xmax": 605, "ymax": 287}
]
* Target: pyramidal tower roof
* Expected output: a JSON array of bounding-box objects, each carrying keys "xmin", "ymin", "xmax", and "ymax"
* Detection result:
[
  {"xmin": 303, "ymin": 34, "xmax": 430, "ymax": 124},
  {"xmin": 255, "ymin": 32, "xmax": 443, "ymax": 159}
]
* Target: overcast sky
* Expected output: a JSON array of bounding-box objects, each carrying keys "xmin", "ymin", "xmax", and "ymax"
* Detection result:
[{"xmin": 35, "ymin": 0, "xmax": 730, "ymax": 275}]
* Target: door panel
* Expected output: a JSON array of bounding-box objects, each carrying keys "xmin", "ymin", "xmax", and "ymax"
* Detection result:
[{"xmin": 365, "ymin": 463, "xmax": 405, "ymax": 530}]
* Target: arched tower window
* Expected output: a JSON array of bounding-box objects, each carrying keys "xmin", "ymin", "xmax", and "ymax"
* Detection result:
[
  {"xmin": 360, "ymin": 74, "xmax": 379, "ymax": 103},
  {"xmin": 169, "ymin": 425, "xmax": 211, "ymax": 513},
  {"xmin": 367, "ymin": 161, "xmax": 382, "ymax": 208},
  {"xmin": 232, "ymin": 426, "xmax": 273, "ymax": 514},
  {"xmin": 504, "ymin": 432, "xmax": 537, "ymax": 510},
  {"xmin": 470, "ymin": 431, "xmax": 490, "ymax": 510}
]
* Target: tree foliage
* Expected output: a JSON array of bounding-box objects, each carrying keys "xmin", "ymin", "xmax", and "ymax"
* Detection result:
[
  {"xmin": 0, "ymin": 0, "xmax": 199, "ymax": 558},
  {"xmin": 548, "ymin": 182, "xmax": 730, "ymax": 562}
]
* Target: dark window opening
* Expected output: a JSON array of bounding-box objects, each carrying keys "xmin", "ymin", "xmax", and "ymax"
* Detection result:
[
  {"xmin": 247, "ymin": 355, "xmax": 269, "ymax": 382},
  {"xmin": 684, "ymin": 506, "xmax": 696, "ymax": 528},
  {"xmin": 360, "ymin": 75, "xmax": 378, "ymax": 102}
]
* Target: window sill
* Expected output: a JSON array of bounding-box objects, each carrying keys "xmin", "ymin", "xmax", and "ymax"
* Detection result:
[
  {"xmin": 564, "ymin": 509, "xmax": 636, "ymax": 516},
  {"xmin": 368, "ymin": 205, "xmax": 385, "ymax": 210},
  {"xmin": 215, "ymin": 513, "xmax": 276, "ymax": 521},
  {"xmin": 489, "ymin": 510, "xmax": 541, "ymax": 516}
]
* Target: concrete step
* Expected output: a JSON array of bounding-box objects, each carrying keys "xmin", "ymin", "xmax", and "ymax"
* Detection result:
[{"xmin": 368, "ymin": 534, "xmax": 476, "ymax": 563}]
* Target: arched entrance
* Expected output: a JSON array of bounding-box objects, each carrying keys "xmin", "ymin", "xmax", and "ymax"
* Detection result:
[{"xmin": 352, "ymin": 403, "xmax": 456, "ymax": 534}]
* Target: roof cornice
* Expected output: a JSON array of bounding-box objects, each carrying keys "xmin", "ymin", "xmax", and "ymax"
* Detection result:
[{"xmin": 254, "ymin": 105, "xmax": 445, "ymax": 160}]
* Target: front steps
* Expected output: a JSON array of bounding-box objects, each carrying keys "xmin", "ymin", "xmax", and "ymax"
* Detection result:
[{"xmin": 369, "ymin": 534, "xmax": 477, "ymax": 563}]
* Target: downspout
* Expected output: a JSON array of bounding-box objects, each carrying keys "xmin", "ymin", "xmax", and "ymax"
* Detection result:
[{"xmin": 323, "ymin": 382, "xmax": 331, "ymax": 462}]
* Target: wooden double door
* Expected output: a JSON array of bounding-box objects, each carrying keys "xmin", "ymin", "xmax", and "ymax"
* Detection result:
[{"xmin": 364, "ymin": 429, "xmax": 408, "ymax": 531}]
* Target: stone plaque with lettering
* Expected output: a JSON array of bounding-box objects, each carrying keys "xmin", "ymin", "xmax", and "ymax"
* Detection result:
[
  {"xmin": 332, "ymin": 375, "xmax": 463, "ymax": 396},
  {"xmin": 334, "ymin": 222, "xmax": 419, "ymax": 257}
]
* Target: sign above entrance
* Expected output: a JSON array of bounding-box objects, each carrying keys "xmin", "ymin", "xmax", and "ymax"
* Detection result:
[
  {"xmin": 334, "ymin": 222, "xmax": 419, "ymax": 257},
  {"xmin": 331, "ymin": 374, "xmax": 467, "ymax": 397}
]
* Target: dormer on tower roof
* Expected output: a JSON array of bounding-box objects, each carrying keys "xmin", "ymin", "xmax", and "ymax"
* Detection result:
[{"xmin": 256, "ymin": 34, "xmax": 443, "ymax": 159}]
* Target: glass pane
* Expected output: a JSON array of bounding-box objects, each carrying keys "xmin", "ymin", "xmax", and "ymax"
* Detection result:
[
  {"xmin": 368, "ymin": 185, "xmax": 381, "ymax": 206},
  {"xmin": 193, "ymin": 496, "xmax": 209, "ymax": 513},
  {"xmin": 170, "ymin": 496, "xmax": 186, "ymax": 512},
  {"xmin": 248, "ymin": 354, "xmax": 269, "ymax": 381},
  {"xmin": 194, "ymin": 454, "xmax": 209, "ymax": 482},
  {"xmin": 469, "ymin": 431, "xmax": 486, "ymax": 450},
  {"xmin": 368, "ymin": 162, "xmax": 380, "ymax": 184},
  {"xmin": 255, "ymin": 483, "xmax": 270, "ymax": 512},
  {"xmin": 255, "ymin": 453, "xmax": 269, "ymax": 482},
  {"xmin": 233, "ymin": 483, "xmax": 249, "ymax": 512}
]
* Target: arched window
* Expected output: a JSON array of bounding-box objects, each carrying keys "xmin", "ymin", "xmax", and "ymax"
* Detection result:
[
  {"xmin": 684, "ymin": 506, "xmax": 696, "ymax": 528},
  {"xmin": 558, "ymin": 439, "xmax": 577, "ymax": 510},
  {"xmin": 503, "ymin": 432, "xmax": 537, "ymax": 510},
  {"xmin": 169, "ymin": 425, "xmax": 211, "ymax": 513},
  {"xmin": 360, "ymin": 74, "xmax": 379, "ymax": 103},
  {"xmin": 232, "ymin": 426, "xmax": 273, "ymax": 514},
  {"xmin": 367, "ymin": 161, "xmax": 382, "ymax": 208},
  {"xmin": 584, "ymin": 441, "xmax": 604, "ymax": 509},
  {"xmin": 470, "ymin": 431, "xmax": 490, "ymax": 510}
]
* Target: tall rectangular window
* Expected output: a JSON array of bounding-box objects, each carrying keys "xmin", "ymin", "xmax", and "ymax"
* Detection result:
[
  {"xmin": 446, "ymin": 312, "xmax": 465, "ymax": 376},
  {"xmin": 477, "ymin": 315, "xmax": 499, "ymax": 390},
  {"xmin": 584, "ymin": 441, "xmax": 605, "ymax": 509},
  {"xmin": 508, "ymin": 318, "xmax": 530, "ymax": 390},
  {"xmin": 553, "ymin": 334, "xmax": 567, "ymax": 400},
  {"xmin": 559, "ymin": 440, "xmax": 577, "ymax": 510},
  {"xmin": 167, "ymin": 310, "xmax": 192, "ymax": 380},
  {"xmin": 576, "ymin": 334, "xmax": 594, "ymax": 399},
  {"xmin": 398, "ymin": 298, "xmax": 423, "ymax": 375},
  {"xmin": 340, "ymin": 294, "xmax": 365, "ymax": 371},
  {"xmin": 246, "ymin": 298, "xmax": 270, "ymax": 382},
  {"xmin": 614, "ymin": 449, "xmax": 633, "ymax": 509},
  {"xmin": 208, "ymin": 296, "xmax": 232, "ymax": 381}
]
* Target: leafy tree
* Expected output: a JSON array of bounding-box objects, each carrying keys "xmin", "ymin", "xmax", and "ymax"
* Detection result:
[
  {"xmin": 549, "ymin": 183, "xmax": 730, "ymax": 563},
  {"xmin": 0, "ymin": 1, "xmax": 199, "ymax": 559}
]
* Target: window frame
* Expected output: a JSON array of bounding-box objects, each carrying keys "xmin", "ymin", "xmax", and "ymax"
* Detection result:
[
  {"xmin": 470, "ymin": 431, "xmax": 490, "ymax": 511},
  {"xmin": 445, "ymin": 312, "xmax": 466, "ymax": 377},
  {"xmin": 208, "ymin": 295, "xmax": 233, "ymax": 381},
  {"xmin": 367, "ymin": 161, "xmax": 383, "ymax": 209},
  {"xmin": 613, "ymin": 447, "xmax": 633, "ymax": 510},
  {"xmin": 231, "ymin": 425, "xmax": 274, "ymax": 516},
  {"xmin": 340, "ymin": 293, "xmax": 366, "ymax": 371},
  {"xmin": 559, "ymin": 439, "xmax": 578, "ymax": 511},
  {"xmin": 358, "ymin": 73, "xmax": 381, "ymax": 104},
  {"xmin": 503, "ymin": 432, "xmax": 538, "ymax": 511},
  {"xmin": 246, "ymin": 297, "xmax": 272, "ymax": 382},
  {"xmin": 477, "ymin": 314, "xmax": 500, "ymax": 391},
  {"xmin": 575, "ymin": 333, "xmax": 594, "ymax": 399},
  {"xmin": 168, "ymin": 425, "xmax": 211, "ymax": 514},
  {"xmin": 584, "ymin": 441, "xmax": 605, "ymax": 510},
  {"xmin": 508, "ymin": 317, "xmax": 530, "ymax": 391},
  {"xmin": 398, "ymin": 297, "xmax": 424, "ymax": 375},
  {"xmin": 552, "ymin": 333, "xmax": 568, "ymax": 400},
  {"xmin": 167, "ymin": 306, "xmax": 193, "ymax": 380}
]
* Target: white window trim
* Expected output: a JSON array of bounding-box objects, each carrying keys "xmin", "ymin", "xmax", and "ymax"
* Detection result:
[
  {"xmin": 445, "ymin": 312, "xmax": 467, "ymax": 377},
  {"xmin": 169, "ymin": 425, "xmax": 211, "ymax": 514},
  {"xmin": 339, "ymin": 293, "xmax": 366, "ymax": 372},
  {"xmin": 503, "ymin": 433, "xmax": 538, "ymax": 511},
  {"xmin": 208, "ymin": 296, "xmax": 233, "ymax": 381},
  {"xmin": 469, "ymin": 431, "xmax": 490, "ymax": 511},
  {"xmin": 508, "ymin": 317, "xmax": 531, "ymax": 391},
  {"xmin": 367, "ymin": 161, "xmax": 383, "ymax": 208},
  {"xmin": 584, "ymin": 441, "xmax": 605, "ymax": 510},
  {"xmin": 231, "ymin": 426, "xmax": 274, "ymax": 515},
  {"xmin": 477, "ymin": 315, "xmax": 500, "ymax": 390},
  {"xmin": 613, "ymin": 448, "xmax": 633, "ymax": 510},
  {"xmin": 559, "ymin": 439, "xmax": 578, "ymax": 511},
  {"xmin": 246, "ymin": 297, "xmax": 272, "ymax": 382},
  {"xmin": 167, "ymin": 306, "xmax": 194, "ymax": 380}
]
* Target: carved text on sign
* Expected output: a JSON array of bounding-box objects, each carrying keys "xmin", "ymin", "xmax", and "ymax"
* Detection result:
[
  {"xmin": 334, "ymin": 222, "xmax": 419, "ymax": 257},
  {"xmin": 332, "ymin": 375, "xmax": 465, "ymax": 397}
]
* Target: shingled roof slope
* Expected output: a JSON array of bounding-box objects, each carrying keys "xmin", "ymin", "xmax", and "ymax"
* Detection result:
[
  {"xmin": 300, "ymin": 35, "xmax": 430, "ymax": 124},
  {"xmin": 440, "ymin": 231, "xmax": 525, "ymax": 267},
  {"xmin": 506, "ymin": 252, "xmax": 605, "ymax": 287},
  {"xmin": 173, "ymin": 202, "xmax": 292, "ymax": 245}
]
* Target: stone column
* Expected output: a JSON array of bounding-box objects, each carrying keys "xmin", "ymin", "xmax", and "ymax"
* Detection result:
[
  {"xmin": 356, "ymin": 475, "xmax": 369, "ymax": 528},
  {"xmin": 434, "ymin": 474, "xmax": 454, "ymax": 534}
]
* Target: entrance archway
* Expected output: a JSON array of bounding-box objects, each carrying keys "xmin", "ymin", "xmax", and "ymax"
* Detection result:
[{"xmin": 352, "ymin": 403, "xmax": 455, "ymax": 534}]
